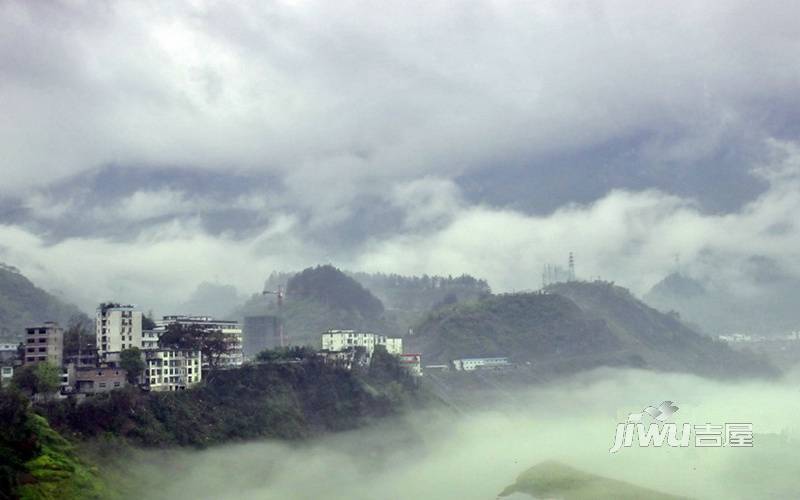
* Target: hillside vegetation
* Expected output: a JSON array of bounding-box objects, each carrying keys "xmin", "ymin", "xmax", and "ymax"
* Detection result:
[
  {"xmin": 0, "ymin": 264, "xmax": 86, "ymax": 342},
  {"xmin": 38, "ymin": 354, "xmax": 420, "ymax": 448},
  {"xmin": 413, "ymin": 281, "xmax": 777, "ymax": 379},
  {"xmin": 237, "ymin": 265, "xmax": 399, "ymax": 344},
  {"xmin": 0, "ymin": 389, "xmax": 107, "ymax": 499}
]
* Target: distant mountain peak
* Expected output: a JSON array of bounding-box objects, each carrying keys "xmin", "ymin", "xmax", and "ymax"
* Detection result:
[{"xmin": 647, "ymin": 272, "xmax": 706, "ymax": 298}]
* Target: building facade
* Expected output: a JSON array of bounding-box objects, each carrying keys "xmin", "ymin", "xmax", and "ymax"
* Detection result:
[
  {"xmin": 96, "ymin": 303, "xmax": 143, "ymax": 360},
  {"xmin": 156, "ymin": 316, "xmax": 243, "ymax": 368},
  {"xmin": 23, "ymin": 322, "xmax": 63, "ymax": 367},
  {"xmin": 69, "ymin": 365, "xmax": 127, "ymax": 394},
  {"xmin": 321, "ymin": 330, "xmax": 403, "ymax": 356},
  {"xmin": 243, "ymin": 315, "xmax": 279, "ymax": 359},
  {"xmin": 452, "ymin": 357, "xmax": 511, "ymax": 371},
  {"xmin": 144, "ymin": 349, "xmax": 202, "ymax": 391}
]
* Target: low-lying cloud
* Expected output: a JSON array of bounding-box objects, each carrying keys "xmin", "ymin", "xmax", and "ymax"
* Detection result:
[
  {"xmin": 110, "ymin": 367, "xmax": 800, "ymax": 499},
  {"xmin": 2, "ymin": 141, "xmax": 799, "ymax": 318}
]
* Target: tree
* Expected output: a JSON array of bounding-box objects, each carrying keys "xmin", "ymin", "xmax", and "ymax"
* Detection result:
[
  {"xmin": 159, "ymin": 323, "xmax": 232, "ymax": 370},
  {"xmin": 12, "ymin": 363, "xmax": 60, "ymax": 397},
  {"xmin": 119, "ymin": 348, "xmax": 145, "ymax": 384},
  {"xmin": 142, "ymin": 313, "xmax": 156, "ymax": 330},
  {"xmin": 63, "ymin": 314, "xmax": 95, "ymax": 357}
]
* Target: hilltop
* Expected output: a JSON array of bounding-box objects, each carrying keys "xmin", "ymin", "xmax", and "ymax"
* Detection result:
[
  {"xmin": 0, "ymin": 263, "xmax": 87, "ymax": 342},
  {"xmin": 235, "ymin": 265, "xmax": 397, "ymax": 344},
  {"xmin": 412, "ymin": 281, "xmax": 777, "ymax": 379}
]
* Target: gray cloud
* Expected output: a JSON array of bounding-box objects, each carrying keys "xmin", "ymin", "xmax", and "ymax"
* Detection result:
[{"xmin": 2, "ymin": 1, "xmax": 800, "ymax": 317}]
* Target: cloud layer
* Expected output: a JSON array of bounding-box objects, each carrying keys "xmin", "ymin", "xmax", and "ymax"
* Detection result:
[{"xmin": 2, "ymin": 1, "xmax": 800, "ymax": 318}]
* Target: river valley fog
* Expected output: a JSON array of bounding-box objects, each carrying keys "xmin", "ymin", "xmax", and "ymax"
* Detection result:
[{"xmin": 113, "ymin": 368, "xmax": 800, "ymax": 500}]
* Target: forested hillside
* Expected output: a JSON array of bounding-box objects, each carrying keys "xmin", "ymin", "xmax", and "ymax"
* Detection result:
[
  {"xmin": 0, "ymin": 263, "xmax": 87, "ymax": 342},
  {"xmin": 412, "ymin": 281, "xmax": 778, "ymax": 379}
]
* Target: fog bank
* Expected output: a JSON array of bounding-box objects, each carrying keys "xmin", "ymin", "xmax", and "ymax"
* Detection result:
[{"xmin": 110, "ymin": 368, "xmax": 800, "ymax": 499}]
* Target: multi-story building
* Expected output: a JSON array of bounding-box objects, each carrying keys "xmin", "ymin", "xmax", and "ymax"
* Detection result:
[
  {"xmin": 141, "ymin": 329, "xmax": 161, "ymax": 350},
  {"xmin": 144, "ymin": 349, "xmax": 202, "ymax": 391},
  {"xmin": 96, "ymin": 303, "xmax": 142, "ymax": 360},
  {"xmin": 68, "ymin": 365, "xmax": 127, "ymax": 394},
  {"xmin": 23, "ymin": 322, "xmax": 63, "ymax": 367},
  {"xmin": 321, "ymin": 330, "xmax": 403, "ymax": 356},
  {"xmin": 243, "ymin": 315, "xmax": 279, "ymax": 359},
  {"xmin": 156, "ymin": 316, "xmax": 243, "ymax": 368}
]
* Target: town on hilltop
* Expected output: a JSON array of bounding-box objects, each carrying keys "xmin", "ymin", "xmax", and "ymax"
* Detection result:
[{"xmin": 1, "ymin": 298, "xmax": 514, "ymax": 400}]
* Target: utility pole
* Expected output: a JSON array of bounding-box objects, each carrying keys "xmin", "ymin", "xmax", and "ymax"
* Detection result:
[{"xmin": 262, "ymin": 285, "xmax": 285, "ymax": 347}]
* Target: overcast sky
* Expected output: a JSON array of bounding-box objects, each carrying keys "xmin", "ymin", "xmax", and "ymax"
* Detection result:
[{"xmin": 1, "ymin": 0, "xmax": 799, "ymax": 313}]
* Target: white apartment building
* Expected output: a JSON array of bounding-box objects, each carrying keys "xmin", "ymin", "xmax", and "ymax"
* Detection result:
[
  {"xmin": 144, "ymin": 348, "xmax": 202, "ymax": 391},
  {"xmin": 452, "ymin": 357, "xmax": 511, "ymax": 371},
  {"xmin": 157, "ymin": 316, "xmax": 243, "ymax": 368},
  {"xmin": 96, "ymin": 303, "xmax": 142, "ymax": 360},
  {"xmin": 321, "ymin": 330, "xmax": 403, "ymax": 356},
  {"xmin": 23, "ymin": 322, "xmax": 63, "ymax": 367},
  {"xmin": 141, "ymin": 329, "xmax": 160, "ymax": 350}
]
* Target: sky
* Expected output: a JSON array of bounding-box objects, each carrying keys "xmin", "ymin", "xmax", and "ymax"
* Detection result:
[{"xmin": 1, "ymin": 0, "xmax": 799, "ymax": 314}]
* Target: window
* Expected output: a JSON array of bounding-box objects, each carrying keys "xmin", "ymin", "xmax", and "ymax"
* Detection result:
[
  {"xmin": 114, "ymin": 382, "xmax": 120, "ymax": 387},
  {"xmin": 99, "ymin": 382, "xmax": 106, "ymax": 388}
]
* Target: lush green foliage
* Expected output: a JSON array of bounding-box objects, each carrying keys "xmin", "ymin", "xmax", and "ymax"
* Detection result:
[
  {"xmin": 12, "ymin": 363, "xmax": 61, "ymax": 397},
  {"xmin": 118, "ymin": 348, "xmax": 145, "ymax": 384},
  {"xmin": 0, "ymin": 389, "xmax": 108, "ymax": 499}
]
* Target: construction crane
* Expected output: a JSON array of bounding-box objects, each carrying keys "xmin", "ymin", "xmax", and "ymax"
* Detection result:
[{"xmin": 262, "ymin": 285, "xmax": 286, "ymax": 347}]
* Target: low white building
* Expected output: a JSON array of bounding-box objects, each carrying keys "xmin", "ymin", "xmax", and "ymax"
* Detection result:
[
  {"xmin": 1, "ymin": 365, "xmax": 14, "ymax": 387},
  {"xmin": 321, "ymin": 330, "xmax": 403, "ymax": 356},
  {"xmin": 452, "ymin": 357, "xmax": 511, "ymax": 372},
  {"xmin": 144, "ymin": 349, "xmax": 202, "ymax": 392}
]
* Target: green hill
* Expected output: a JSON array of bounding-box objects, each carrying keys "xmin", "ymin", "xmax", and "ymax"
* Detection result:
[
  {"xmin": 412, "ymin": 281, "xmax": 777, "ymax": 378},
  {"xmin": 236, "ymin": 265, "xmax": 398, "ymax": 345},
  {"xmin": 499, "ymin": 461, "xmax": 687, "ymax": 499},
  {"xmin": 546, "ymin": 281, "xmax": 777, "ymax": 378},
  {"xmin": 0, "ymin": 263, "xmax": 86, "ymax": 342},
  {"xmin": 411, "ymin": 292, "xmax": 621, "ymax": 365}
]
